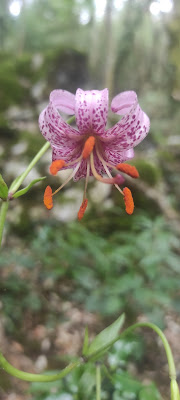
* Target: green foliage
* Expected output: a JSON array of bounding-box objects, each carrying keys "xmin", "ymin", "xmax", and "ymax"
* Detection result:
[
  {"xmin": 0, "ymin": 1, "xmax": 180, "ymax": 398},
  {"xmin": 0, "ymin": 215, "xmax": 179, "ymax": 337},
  {"xmin": 28, "ymin": 333, "xmax": 160, "ymax": 400},
  {"xmin": 13, "ymin": 176, "xmax": 46, "ymax": 198},
  {"xmin": 0, "ymin": 270, "xmax": 43, "ymax": 335},
  {"xmin": 85, "ymin": 314, "xmax": 125, "ymax": 357},
  {"xmin": 0, "ymin": 174, "xmax": 8, "ymax": 200},
  {"xmin": 133, "ymin": 160, "xmax": 161, "ymax": 186}
]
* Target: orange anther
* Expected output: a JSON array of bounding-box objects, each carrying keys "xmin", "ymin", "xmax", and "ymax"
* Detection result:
[
  {"xmin": 78, "ymin": 198, "xmax": 88, "ymax": 220},
  {"xmin": 123, "ymin": 187, "xmax": 134, "ymax": 215},
  {"xmin": 50, "ymin": 160, "xmax": 65, "ymax": 175},
  {"xmin": 44, "ymin": 186, "xmax": 53, "ymax": 210},
  {"xmin": 82, "ymin": 136, "xmax": 95, "ymax": 159},
  {"xmin": 116, "ymin": 163, "xmax": 139, "ymax": 178}
]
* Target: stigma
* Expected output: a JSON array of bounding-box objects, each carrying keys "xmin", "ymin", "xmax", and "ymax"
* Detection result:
[{"xmin": 44, "ymin": 135, "xmax": 139, "ymax": 219}]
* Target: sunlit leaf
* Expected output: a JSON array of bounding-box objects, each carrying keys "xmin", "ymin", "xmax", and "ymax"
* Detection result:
[
  {"xmin": 0, "ymin": 174, "xmax": 8, "ymax": 200},
  {"xmin": 139, "ymin": 384, "xmax": 161, "ymax": 400},
  {"xmin": 13, "ymin": 177, "xmax": 46, "ymax": 198},
  {"xmin": 85, "ymin": 313, "xmax": 125, "ymax": 357}
]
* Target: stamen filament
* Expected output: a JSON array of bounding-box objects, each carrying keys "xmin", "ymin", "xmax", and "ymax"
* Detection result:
[
  {"xmin": 96, "ymin": 148, "xmax": 139, "ymax": 180},
  {"xmin": 90, "ymin": 152, "xmax": 119, "ymax": 184},
  {"xmin": 52, "ymin": 162, "xmax": 81, "ymax": 196},
  {"xmin": 95, "ymin": 144, "xmax": 124, "ymax": 194},
  {"xmin": 66, "ymin": 155, "xmax": 82, "ymax": 166}
]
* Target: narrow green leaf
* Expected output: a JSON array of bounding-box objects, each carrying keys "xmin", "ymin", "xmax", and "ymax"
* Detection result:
[
  {"xmin": 0, "ymin": 174, "xmax": 8, "ymax": 200},
  {"xmin": 139, "ymin": 384, "xmax": 161, "ymax": 400},
  {"xmin": 82, "ymin": 327, "xmax": 89, "ymax": 356},
  {"xmin": 9, "ymin": 173, "xmax": 23, "ymax": 191},
  {"xmin": 13, "ymin": 177, "xmax": 46, "ymax": 198},
  {"xmin": 86, "ymin": 313, "xmax": 125, "ymax": 357}
]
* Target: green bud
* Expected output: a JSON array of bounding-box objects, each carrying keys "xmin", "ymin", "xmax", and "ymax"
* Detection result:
[{"xmin": 171, "ymin": 379, "xmax": 180, "ymax": 400}]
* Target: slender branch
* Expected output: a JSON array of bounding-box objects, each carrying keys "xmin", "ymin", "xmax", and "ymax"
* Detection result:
[
  {"xmin": 0, "ymin": 201, "xmax": 9, "ymax": 248},
  {"xmin": 88, "ymin": 322, "xmax": 176, "ymax": 380},
  {"xmin": 87, "ymin": 322, "xmax": 176, "ymax": 379},
  {"xmin": 120, "ymin": 322, "xmax": 176, "ymax": 379},
  {"xmin": 10, "ymin": 142, "xmax": 50, "ymax": 194},
  {"xmin": 96, "ymin": 363, "xmax": 101, "ymax": 400},
  {"xmin": 0, "ymin": 352, "xmax": 80, "ymax": 382}
]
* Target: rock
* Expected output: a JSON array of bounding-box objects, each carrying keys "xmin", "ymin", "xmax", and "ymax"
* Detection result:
[
  {"xmin": 35, "ymin": 355, "xmax": 48, "ymax": 372},
  {"xmin": 89, "ymin": 180, "xmax": 111, "ymax": 203},
  {"xmin": 6, "ymin": 106, "xmax": 34, "ymax": 122},
  {"xmin": 11, "ymin": 142, "xmax": 28, "ymax": 156},
  {"xmin": 31, "ymin": 81, "xmax": 46, "ymax": 101}
]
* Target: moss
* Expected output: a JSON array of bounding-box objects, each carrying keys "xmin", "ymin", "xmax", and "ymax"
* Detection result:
[
  {"xmin": 133, "ymin": 159, "xmax": 161, "ymax": 186},
  {"xmin": 158, "ymin": 150, "xmax": 176, "ymax": 163}
]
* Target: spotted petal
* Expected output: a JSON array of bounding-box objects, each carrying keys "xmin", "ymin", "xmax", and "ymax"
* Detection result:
[
  {"xmin": 52, "ymin": 144, "xmax": 82, "ymax": 166},
  {"xmin": 101, "ymin": 91, "xmax": 150, "ymax": 150},
  {"xmin": 50, "ymin": 89, "xmax": 75, "ymax": 115},
  {"xmin": 102, "ymin": 142, "xmax": 135, "ymax": 166},
  {"xmin": 111, "ymin": 91, "xmax": 138, "ymax": 115},
  {"xmin": 75, "ymin": 88, "xmax": 108, "ymax": 135},
  {"xmin": 39, "ymin": 91, "xmax": 82, "ymax": 148}
]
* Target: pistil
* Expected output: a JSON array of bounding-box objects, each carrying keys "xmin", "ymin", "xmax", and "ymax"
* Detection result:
[{"xmin": 90, "ymin": 152, "xmax": 121, "ymax": 185}]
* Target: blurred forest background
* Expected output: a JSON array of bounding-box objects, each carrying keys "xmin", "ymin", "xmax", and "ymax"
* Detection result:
[{"xmin": 0, "ymin": 0, "xmax": 180, "ymax": 399}]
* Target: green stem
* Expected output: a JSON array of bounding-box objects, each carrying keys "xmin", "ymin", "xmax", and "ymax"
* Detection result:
[
  {"xmin": 10, "ymin": 142, "xmax": 50, "ymax": 193},
  {"xmin": 96, "ymin": 364, "xmax": 101, "ymax": 400},
  {"xmin": 120, "ymin": 322, "xmax": 176, "ymax": 379},
  {"xmin": 0, "ymin": 201, "xmax": 9, "ymax": 247},
  {"xmin": 10, "ymin": 116, "xmax": 75, "ymax": 194},
  {"xmin": 0, "ymin": 352, "xmax": 80, "ymax": 382}
]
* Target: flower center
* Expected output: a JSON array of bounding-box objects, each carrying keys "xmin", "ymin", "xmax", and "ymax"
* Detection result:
[{"xmin": 44, "ymin": 135, "xmax": 139, "ymax": 219}]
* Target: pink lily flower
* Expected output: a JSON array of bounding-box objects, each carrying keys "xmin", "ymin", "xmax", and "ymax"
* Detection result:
[{"xmin": 39, "ymin": 88, "xmax": 150, "ymax": 218}]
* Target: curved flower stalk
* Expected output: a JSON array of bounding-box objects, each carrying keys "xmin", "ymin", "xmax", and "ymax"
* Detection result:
[
  {"xmin": 0, "ymin": 318, "xmax": 179, "ymax": 400},
  {"xmin": 39, "ymin": 88, "xmax": 150, "ymax": 219}
]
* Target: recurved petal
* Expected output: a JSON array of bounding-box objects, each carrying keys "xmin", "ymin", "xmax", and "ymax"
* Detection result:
[
  {"xmin": 75, "ymin": 88, "xmax": 108, "ymax": 135},
  {"xmin": 39, "ymin": 97, "xmax": 82, "ymax": 147},
  {"xmin": 52, "ymin": 144, "xmax": 82, "ymax": 166},
  {"xmin": 50, "ymin": 89, "xmax": 75, "ymax": 114},
  {"xmin": 102, "ymin": 96, "xmax": 150, "ymax": 150},
  {"xmin": 111, "ymin": 91, "xmax": 138, "ymax": 115}
]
